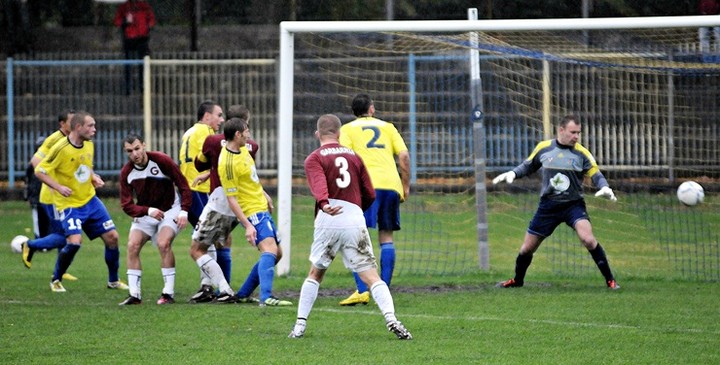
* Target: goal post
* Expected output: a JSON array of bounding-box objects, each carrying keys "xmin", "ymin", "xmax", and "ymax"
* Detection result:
[{"xmin": 277, "ymin": 15, "xmax": 720, "ymax": 278}]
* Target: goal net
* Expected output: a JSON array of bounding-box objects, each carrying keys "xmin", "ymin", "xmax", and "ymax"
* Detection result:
[{"xmin": 278, "ymin": 15, "xmax": 720, "ymax": 281}]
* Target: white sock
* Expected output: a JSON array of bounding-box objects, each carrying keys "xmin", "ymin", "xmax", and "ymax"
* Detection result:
[
  {"xmin": 370, "ymin": 281, "xmax": 397, "ymax": 323},
  {"xmin": 199, "ymin": 246, "xmax": 217, "ymax": 286},
  {"xmin": 127, "ymin": 269, "xmax": 142, "ymax": 299},
  {"xmin": 297, "ymin": 278, "xmax": 320, "ymax": 320},
  {"xmin": 196, "ymin": 254, "xmax": 233, "ymax": 295},
  {"xmin": 161, "ymin": 267, "xmax": 175, "ymax": 296}
]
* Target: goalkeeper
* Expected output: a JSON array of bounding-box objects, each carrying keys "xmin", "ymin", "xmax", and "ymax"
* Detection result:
[{"xmin": 493, "ymin": 115, "xmax": 621, "ymax": 290}]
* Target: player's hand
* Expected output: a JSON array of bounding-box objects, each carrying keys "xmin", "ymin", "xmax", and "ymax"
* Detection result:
[
  {"xmin": 244, "ymin": 224, "xmax": 257, "ymax": 246},
  {"xmin": 148, "ymin": 207, "xmax": 164, "ymax": 220},
  {"xmin": 56, "ymin": 185, "xmax": 72, "ymax": 197},
  {"xmin": 192, "ymin": 173, "xmax": 209, "ymax": 187},
  {"xmin": 92, "ymin": 173, "xmax": 105, "ymax": 188},
  {"xmin": 175, "ymin": 210, "xmax": 188, "ymax": 230},
  {"xmin": 492, "ymin": 171, "xmax": 516, "ymax": 185},
  {"xmin": 322, "ymin": 204, "xmax": 343, "ymax": 216},
  {"xmin": 595, "ymin": 186, "xmax": 618, "ymax": 202}
]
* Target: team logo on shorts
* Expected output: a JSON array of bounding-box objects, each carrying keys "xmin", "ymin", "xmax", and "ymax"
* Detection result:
[
  {"xmin": 103, "ymin": 219, "xmax": 116, "ymax": 230},
  {"xmin": 550, "ymin": 173, "xmax": 570, "ymax": 192}
]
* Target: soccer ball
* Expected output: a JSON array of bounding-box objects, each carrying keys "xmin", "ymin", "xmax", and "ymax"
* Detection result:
[
  {"xmin": 10, "ymin": 235, "xmax": 29, "ymax": 254},
  {"xmin": 677, "ymin": 181, "xmax": 704, "ymax": 206}
]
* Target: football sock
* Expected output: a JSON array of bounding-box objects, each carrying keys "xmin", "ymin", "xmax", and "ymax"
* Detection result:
[
  {"xmin": 258, "ymin": 252, "xmax": 277, "ymax": 301},
  {"xmin": 216, "ymin": 247, "xmax": 232, "ymax": 284},
  {"xmin": 514, "ymin": 252, "xmax": 533, "ymax": 283},
  {"xmin": 353, "ymin": 272, "xmax": 368, "ymax": 294},
  {"xmin": 589, "ymin": 243, "xmax": 614, "ymax": 281},
  {"xmin": 370, "ymin": 281, "xmax": 397, "ymax": 323},
  {"xmin": 380, "ymin": 242, "xmax": 396, "ymax": 287},
  {"xmin": 237, "ymin": 262, "xmax": 260, "ymax": 298},
  {"xmin": 105, "ymin": 246, "xmax": 121, "ymax": 282},
  {"xmin": 161, "ymin": 267, "xmax": 175, "ymax": 296},
  {"xmin": 28, "ymin": 233, "xmax": 66, "ymax": 251},
  {"xmin": 127, "ymin": 269, "xmax": 142, "ymax": 299},
  {"xmin": 199, "ymin": 245, "xmax": 217, "ymax": 286},
  {"xmin": 196, "ymin": 254, "xmax": 232, "ymax": 294},
  {"xmin": 52, "ymin": 243, "xmax": 80, "ymax": 281},
  {"xmin": 297, "ymin": 278, "xmax": 320, "ymax": 320}
]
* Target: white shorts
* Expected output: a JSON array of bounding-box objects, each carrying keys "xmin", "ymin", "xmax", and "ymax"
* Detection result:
[
  {"xmin": 130, "ymin": 203, "xmax": 182, "ymax": 246},
  {"xmin": 309, "ymin": 226, "xmax": 377, "ymax": 273},
  {"xmin": 191, "ymin": 208, "xmax": 236, "ymax": 247}
]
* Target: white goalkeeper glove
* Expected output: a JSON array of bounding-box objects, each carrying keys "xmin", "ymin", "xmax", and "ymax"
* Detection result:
[
  {"xmin": 492, "ymin": 171, "xmax": 516, "ymax": 185},
  {"xmin": 594, "ymin": 186, "xmax": 617, "ymax": 202}
]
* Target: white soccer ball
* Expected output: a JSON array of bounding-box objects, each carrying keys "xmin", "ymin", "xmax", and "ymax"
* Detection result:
[
  {"xmin": 11, "ymin": 235, "xmax": 29, "ymax": 254},
  {"xmin": 677, "ymin": 181, "xmax": 704, "ymax": 206}
]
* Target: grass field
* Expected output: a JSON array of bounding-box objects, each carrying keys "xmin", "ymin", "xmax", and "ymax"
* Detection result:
[{"xmin": 1, "ymin": 197, "xmax": 719, "ymax": 364}]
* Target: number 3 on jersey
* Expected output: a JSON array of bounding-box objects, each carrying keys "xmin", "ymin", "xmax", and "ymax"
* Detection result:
[{"xmin": 335, "ymin": 156, "xmax": 350, "ymax": 188}]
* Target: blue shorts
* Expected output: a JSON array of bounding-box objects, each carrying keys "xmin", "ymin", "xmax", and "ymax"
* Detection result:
[
  {"xmin": 527, "ymin": 199, "xmax": 590, "ymax": 238},
  {"xmin": 363, "ymin": 189, "xmax": 401, "ymax": 231},
  {"xmin": 40, "ymin": 203, "xmax": 64, "ymax": 236},
  {"xmin": 248, "ymin": 211, "xmax": 280, "ymax": 245},
  {"xmin": 59, "ymin": 196, "xmax": 116, "ymax": 240},
  {"xmin": 189, "ymin": 191, "xmax": 209, "ymax": 227}
]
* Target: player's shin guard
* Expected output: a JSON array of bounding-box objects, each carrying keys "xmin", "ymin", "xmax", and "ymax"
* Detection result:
[
  {"xmin": 52, "ymin": 243, "xmax": 80, "ymax": 281},
  {"xmin": 353, "ymin": 272, "xmax": 368, "ymax": 294},
  {"xmin": 29, "ymin": 233, "xmax": 66, "ymax": 251},
  {"xmin": 237, "ymin": 262, "xmax": 260, "ymax": 298},
  {"xmin": 380, "ymin": 242, "xmax": 396, "ymax": 287},
  {"xmin": 514, "ymin": 252, "xmax": 533, "ymax": 284},
  {"xmin": 297, "ymin": 278, "xmax": 320, "ymax": 320},
  {"xmin": 258, "ymin": 252, "xmax": 276, "ymax": 301},
  {"xmin": 589, "ymin": 242, "xmax": 614, "ymax": 281},
  {"xmin": 216, "ymin": 247, "xmax": 232, "ymax": 284},
  {"xmin": 105, "ymin": 246, "xmax": 121, "ymax": 282}
]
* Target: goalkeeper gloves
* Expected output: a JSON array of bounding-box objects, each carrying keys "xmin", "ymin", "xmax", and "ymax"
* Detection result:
[
  {"xmin": 492, "ymin": 171, "xmax": 516, "ymax": 185},
  {"xmin": 594, "ymin": 186, "xmax": 617, "ymax": 202}
]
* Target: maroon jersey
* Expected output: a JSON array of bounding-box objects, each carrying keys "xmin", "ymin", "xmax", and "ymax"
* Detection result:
[
  {"xmin": 195, "ymin": 135, "xmax": 258, "ymax": 191},
  {"xmin": 304, "ymin": 142, "xmax": 375, "ymax": 214},
  {"xmin": 120, "ymin": 151, "xmax": 192, "ymax": 217}
]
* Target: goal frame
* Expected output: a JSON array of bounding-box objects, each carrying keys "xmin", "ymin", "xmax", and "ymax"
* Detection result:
[{"xmin": 276, "ymin": 14, "xmax": 720, "ymax": 275}]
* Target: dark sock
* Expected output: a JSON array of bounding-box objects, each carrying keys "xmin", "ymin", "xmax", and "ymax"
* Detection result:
[
  {"xmin": 216, "ymin": 247, "xmax": 232, "ymax": 284},
  {"xmin": 514, "ymin": 253, "xmax": 533, "ymax": 283},
  {"xmin": 105, "ymin": 246, "xmax": 120, "ymax": 282},
  {"xmin": 589, "ymin": 243, "xmax": 614, "ymax": 281},
  {"xmin": 52, "ymin": 243, "xmax": 81, "ymax": 281}
]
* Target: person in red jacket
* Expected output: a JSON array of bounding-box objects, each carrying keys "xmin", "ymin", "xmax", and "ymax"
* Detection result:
[
  {"xmin": 114, "ymin": 0, "xmax": 156, "ymax": 94},
  {"xmin": 118, "ymin": 134, "xmax": 192, "ymax": 306}
]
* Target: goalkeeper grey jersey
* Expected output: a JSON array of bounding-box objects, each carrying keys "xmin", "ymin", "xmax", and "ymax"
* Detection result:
[{"xmin": 512, "ymin": 139, "xmax": 609, "ymax": 202}]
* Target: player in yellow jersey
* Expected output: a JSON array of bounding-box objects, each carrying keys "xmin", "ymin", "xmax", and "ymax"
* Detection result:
[
  {"xmin": 16, "ymin": 110, "xmax": 78, "ymax": 280},
  {"xmin": 180, "ymin": 100, "xmax": 230, "ymax": 302},
  {"xmin": 35, "ymin": 111, "xmax": 127, "ymax": 293},
  {"xmin": 219, "ymin": 118, "xmax": 290, "ymax": 306},
  {"xmin": 338, "ymin": 94, "xmax": 411, "ymax": 306}
]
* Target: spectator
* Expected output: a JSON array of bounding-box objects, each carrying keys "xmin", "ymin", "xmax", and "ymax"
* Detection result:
[
  {"xmin": 114, "ymin": 0, "xmax": 156, "ymax": 94},
  {"xmin": 698, "ymin": 0, "xmax": 720, "ymax": 61}
]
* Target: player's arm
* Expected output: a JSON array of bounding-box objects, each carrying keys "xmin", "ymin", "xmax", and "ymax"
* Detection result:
[
  {"xmin": 194, "ymin": 137, "xmax": 213, "ymax": 172},
  {"xmin": 304, "ymin": 154, "xmax": 341, "ymax": 215},
  {"xmin": 119, "ymin": 167, "xmax": 149, "ymax": 218},
  {"xmin": 359, "ymin": 161, "xmax": 376, "ymax": 211},
  {"xmin": 226, "ymin": 194, "xmax": 257, "ymax": 245},
  {"xmin": 398, "ymin": 150, "xmax": 410, "ymax": 202},
  {"xmin": 34, "ymin": 150, "xmax": 71, "ymax": 197}
]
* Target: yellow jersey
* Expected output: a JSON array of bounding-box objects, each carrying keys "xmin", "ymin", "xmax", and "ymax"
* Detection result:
[
  {"xmin": 218, "ymin": 146, "xmax": 266, "ymax": 216},
  {"xmin": 33, "ymin": 130, "xmax": 67, "ymax": 205},
  {"xmin": 179, "ymin": 122, "xmax": 214, "ymax": 193},
  {"xmin": 35, "ymin": 137, "xmax": 95, "ymax": 210},
  {"xmin": 339, "ymin": 116, "xmax": 408, "ymax": 197}
]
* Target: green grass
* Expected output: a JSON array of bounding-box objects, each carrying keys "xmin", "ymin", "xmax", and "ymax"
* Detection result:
[{"xmin": 1, "ymin": 197, "xmax": 719, "ymax": 364}]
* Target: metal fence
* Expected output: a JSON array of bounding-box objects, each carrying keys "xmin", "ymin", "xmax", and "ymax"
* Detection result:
[{"xmin": 2, "ymin": 52, "xmax": 719, "ymax": 188}]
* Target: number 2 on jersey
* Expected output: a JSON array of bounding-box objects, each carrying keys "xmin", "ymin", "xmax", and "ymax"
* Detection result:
[{"xmin": 362, "ymin": 126, "xmax": 385, "ymax": 149}]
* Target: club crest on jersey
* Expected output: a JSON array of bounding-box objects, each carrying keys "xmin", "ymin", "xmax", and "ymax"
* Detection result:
[
  {"xmin": 550, "ymin": 172, "xmax": 570, "ymax": 192},
  {"xmin": 75, "ymin": 165, "xmax": 92, "ymax": 183}
]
